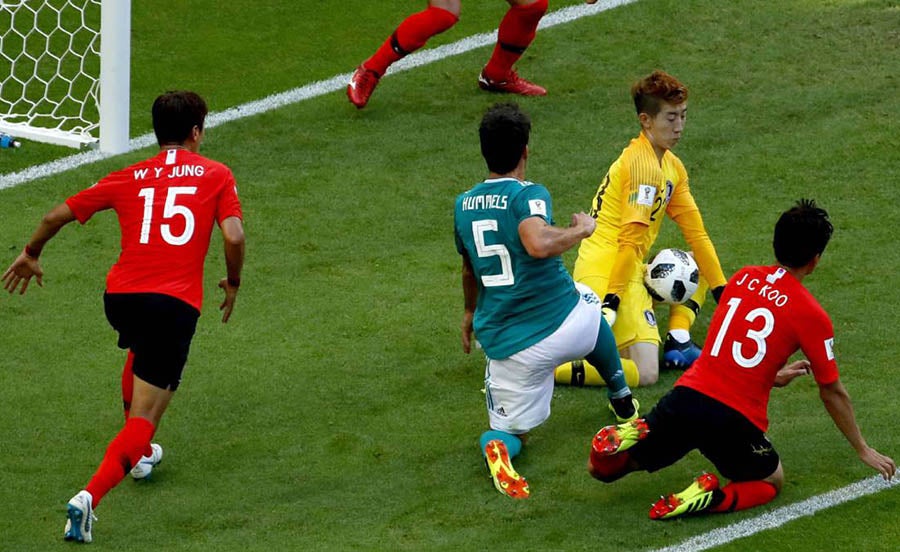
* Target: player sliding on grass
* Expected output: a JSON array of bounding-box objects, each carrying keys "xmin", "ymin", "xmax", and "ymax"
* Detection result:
[
  {"xmin": 2, "ymin": 91, "xmax": 245, "ymax": 543},
  {"xmin": 454, "ymin": 103, "xmax": 637, "ymax": 499},
  {"xmin": 555, "ymin": 70, "xmax": 728, "ymax": 390},
  {"xmin": 348, "ymin": 0, "xmax": 586, "ymax": 108},
  {"xmin": 587, "ymin": 200, "xmax": 896, "ymax": 520}
]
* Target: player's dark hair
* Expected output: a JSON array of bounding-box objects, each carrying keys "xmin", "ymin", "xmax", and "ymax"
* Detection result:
[
  {"xmin": 773, "ymin": 199, "xmax": 833, "ymax": 268},
  {"xmin": 152, "ymin": 91, "xmax": 208, "ymax": 146},
  {"xmin": 632, "ymin": 70, "xmax": 688, "ymax": 116},
  {"xmin": 479, "ymin": 102, "xmax": 531, "ymax": 174}
]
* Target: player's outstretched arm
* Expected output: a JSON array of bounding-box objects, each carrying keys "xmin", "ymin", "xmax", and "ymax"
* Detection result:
[
  {"xmin": 519, "ymin": 212, "xmax": 595, "ymax": 259},
  {"xmin": 2, "ymin": 203, "xmax": 76, "ymax": 295},
  {"xmin": 218, "ymin": 216, "xmax": 244, "ymax": 323},
  {"xmin": 819, "ymin": 379, "xmax": 897, "ymax": 480}
]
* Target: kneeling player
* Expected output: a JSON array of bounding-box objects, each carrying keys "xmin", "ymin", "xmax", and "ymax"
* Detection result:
[
  {"xmin": 555, "ymin": 71, "xmax": 728, "ymax": 390},
  {"xmin": 587, "ymin": 200, "xmax": 895, "ymax": 519},
  {"xmin": 455, "ymin": 103, "xmax": 637, "ymax": 499}
]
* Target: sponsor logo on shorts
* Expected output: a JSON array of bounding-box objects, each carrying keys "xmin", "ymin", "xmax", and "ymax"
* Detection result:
[
  {"xmin": 495, "ymin": 406, "xmax": 508, "ymax": 417},
  {"xmin": 644, "ymin": 309, "xmax": 657, "ymax": 327},
  {"xmin": 751, "ymin": 443, "xmax": 774, "ymax": 456}
]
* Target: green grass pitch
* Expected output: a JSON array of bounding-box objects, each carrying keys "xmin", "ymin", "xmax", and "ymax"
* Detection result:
[{"xmin": 1, "ymin": 0, "xmax": 898, "ymax": 550}]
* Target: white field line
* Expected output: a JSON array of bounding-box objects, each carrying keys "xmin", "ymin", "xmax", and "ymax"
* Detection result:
[
  {"xmin": 1, "ymin": 1, "xmax": 897, "ymax": 547},
  {"xmin": 0, "ymin": 0, "xmax": 636, "ymax": 191},
  {"xmin": 648, "ymin": 471, "xmax": 900, "ymax": 552}
]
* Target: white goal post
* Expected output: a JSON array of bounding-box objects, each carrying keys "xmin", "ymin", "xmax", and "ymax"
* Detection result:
[{"xmin": 0, "ymin": 0, "xmax": 130, "ymax": 153}]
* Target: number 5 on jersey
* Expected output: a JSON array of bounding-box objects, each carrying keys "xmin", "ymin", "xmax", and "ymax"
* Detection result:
[
  {"xmin": 473, "ymin": 219, "xmax": 514, "ymax": 287},
  {"xmin": 138, "ymin": 187, "xmax": 197, "ymax": 245}
]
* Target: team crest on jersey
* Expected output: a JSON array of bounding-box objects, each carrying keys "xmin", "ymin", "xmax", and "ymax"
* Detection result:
[{"xmin": 643, "ymin": 309, "xmax": 657, "ymax": 327}]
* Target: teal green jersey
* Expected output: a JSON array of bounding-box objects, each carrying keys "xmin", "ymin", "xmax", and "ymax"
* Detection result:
[{"xmin": 454, "ymin": 178, "xmax": 579, "ymax": 359}]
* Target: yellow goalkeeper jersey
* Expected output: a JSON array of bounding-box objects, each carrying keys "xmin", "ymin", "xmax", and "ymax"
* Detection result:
[{"xmin": 574, "ymin": 131, "xmax": 725, "ymax": 291}]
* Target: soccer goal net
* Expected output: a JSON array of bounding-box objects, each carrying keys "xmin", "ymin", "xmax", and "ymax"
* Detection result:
[{"xmin": 0, "ymin": 0, "xmax": 129, "ymax": 152}]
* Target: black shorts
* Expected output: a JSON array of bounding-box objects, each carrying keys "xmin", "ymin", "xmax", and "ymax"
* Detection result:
[
  {"xmin": 104, "ymin": 292, "xmax": 200, "ymax": 391},
  {"xmin": 629, "ymin": 386, "xmax": 780, "ymax": 482}
]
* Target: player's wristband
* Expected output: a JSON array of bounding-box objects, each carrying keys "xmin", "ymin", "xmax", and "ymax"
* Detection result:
[
  {"xmin": 711, "ymin": 285, "xmax": 725, "ymax": 304},
  {"xmin": 24, "ymin": 245, "xmax": 40, "ymax": 259},
  {"xmin": 227, "ymin": 276, "xmax": 241, "ymax": 288},
  {"xmin": 601, "ymin": 293, "xmax": 620, "ymax": 312}
]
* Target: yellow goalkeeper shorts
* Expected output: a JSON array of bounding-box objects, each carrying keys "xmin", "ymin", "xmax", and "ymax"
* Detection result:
[{"xmin": 575, "ymin": 272, "xmax": 661, "ymax": 350}]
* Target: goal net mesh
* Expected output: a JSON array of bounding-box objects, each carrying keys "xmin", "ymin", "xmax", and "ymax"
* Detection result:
[{"xmin": 0, "ymin": 0, "xmax": 101, "ymax": 144}]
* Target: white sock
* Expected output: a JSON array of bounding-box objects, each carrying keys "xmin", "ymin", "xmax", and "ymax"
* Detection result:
[{"xmin": 668, "ymin": 329, "xmax": 690, "ymax": 343}]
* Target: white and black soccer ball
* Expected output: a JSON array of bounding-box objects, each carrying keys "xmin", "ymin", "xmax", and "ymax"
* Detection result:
[{"xmin": 644, "ymin": 248, "xmax": 700, "ymax": 304}]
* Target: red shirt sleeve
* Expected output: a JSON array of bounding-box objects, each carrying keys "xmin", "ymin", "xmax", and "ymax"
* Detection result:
[
  {"xmin": 216, "ymin": 169, "xmax": 242, "ymax": 223},
  {"xmin": 798, "ymin": 304, "xmax": 840, "ymax": 385},
  {"xmin": 65, "ymin": 177, "xmax": 118, "ymax": 224}
]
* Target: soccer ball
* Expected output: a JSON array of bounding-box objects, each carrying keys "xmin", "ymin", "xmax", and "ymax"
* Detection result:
[{"xmin": 644, "ymin": 248, "xmax": 700, "ymax": 304}]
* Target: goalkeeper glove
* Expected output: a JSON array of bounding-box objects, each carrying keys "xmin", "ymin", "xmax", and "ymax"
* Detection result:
[
  {"xmin": 601, "ymin": 293, "xmax": 620, "ymax": 327},
  {"xmin": 711, "ymin": 285, "xmax": 725, "ymax": 304}
]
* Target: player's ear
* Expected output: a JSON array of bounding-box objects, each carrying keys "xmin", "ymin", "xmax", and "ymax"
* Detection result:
[{"xmin": 638, "ymin": 112, "xmax": 652, "ymax": 129}]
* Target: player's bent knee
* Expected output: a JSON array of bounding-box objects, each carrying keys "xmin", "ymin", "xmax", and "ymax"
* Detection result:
[
  {"xmin": 588, "ymin": 449, "xmax": 632, "ymax": 482},
  {"xmin": 588, "ymin": 461, "xmax": 623, "ymax": 483}
]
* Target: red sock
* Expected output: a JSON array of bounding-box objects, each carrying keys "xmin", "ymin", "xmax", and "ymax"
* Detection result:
[
  {"xmin": 121, "ymin": 351, "xmax": 134, "ymax": 420},
  {"xmin": 588, "ymin": 448, "xmax": 632, "ymax": 482},
  {"xmin": 710, "ymin": 480, "xmax": 778, "ymax": 513},
  {"xmin": 120, "ymin": 352, "xmax": 152, "ymax": 457},
  {"xmin": 483, "ymin": 0, "xmax": 548, "ymax": 81},
  {"xmin": 85, "ymin": 417, "xmax": 156, "ymax": 507},
  {"xmin": 364, "ymin": 6, "xmax": 458, "ymax": 76}
]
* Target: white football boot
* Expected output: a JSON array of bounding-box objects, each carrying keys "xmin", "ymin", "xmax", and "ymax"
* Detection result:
[
  {"xmin": 63, "ymin": 490, "xmax": 95, "ymax": 543},
  {"xmin": 130, "ymin": 443, "xmax": 163, "ymax": 480}
]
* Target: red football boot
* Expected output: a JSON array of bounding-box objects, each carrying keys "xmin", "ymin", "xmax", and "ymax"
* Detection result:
[
  {"xmin": 478, "ymin": 70, "xmax": 547, "ymax": 96},
  {"xmin": 347, "ymin": 65, "xmax": 381, "ymax": 109}
]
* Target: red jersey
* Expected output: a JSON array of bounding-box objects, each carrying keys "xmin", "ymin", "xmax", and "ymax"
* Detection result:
[
  {"xmin": 65, "ymin": 148, "xmax": 242, "ymax": 311},
  {"xmin": 676, "ymin": 265, "xmax": 839, "ymax": 431}
]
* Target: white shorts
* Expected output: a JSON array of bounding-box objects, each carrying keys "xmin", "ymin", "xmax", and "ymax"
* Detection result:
[{"xmin": 485, "ymin": 297, "xmax": 601, "ymax": 434}]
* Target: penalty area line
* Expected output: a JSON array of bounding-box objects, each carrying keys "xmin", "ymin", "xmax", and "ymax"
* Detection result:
[
  {"xmin": 0, "ymin": 0, "xmax": 637, "ymax": 191},
  {"xmin": 648, "ymin": 471, "xmax": 899, "ymax": 552}
]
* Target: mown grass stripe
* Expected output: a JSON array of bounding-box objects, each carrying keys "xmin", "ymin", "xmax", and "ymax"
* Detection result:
[{"xmin": 0, "ymin": 0, "xmax": 635, "ymax": 191}]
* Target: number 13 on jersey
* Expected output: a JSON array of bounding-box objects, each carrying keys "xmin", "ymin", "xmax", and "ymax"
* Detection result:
[{"xmin": 709, "ymin": 297, "xmax": 775, "ymax": 369}]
